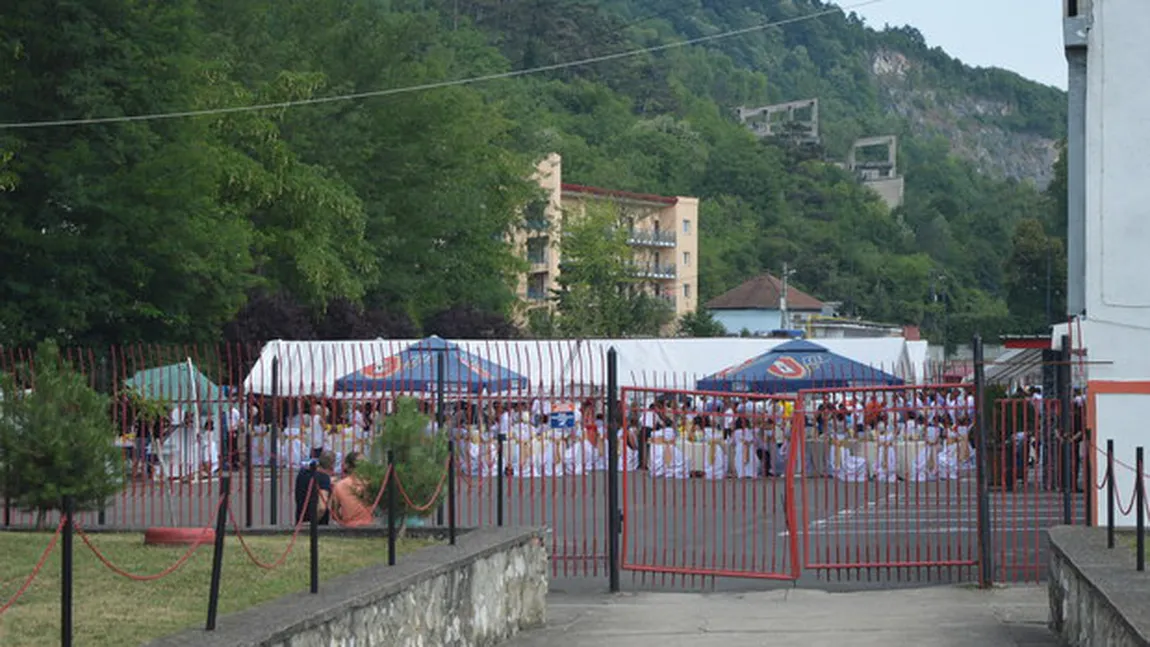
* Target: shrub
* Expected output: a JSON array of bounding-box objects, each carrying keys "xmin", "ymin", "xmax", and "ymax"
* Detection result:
[
  {"xmin": 356, "ymin": 397, "xmax": 448, "ymax": 520},
  {"xmin": 0, "ymin": 341, "xmax": 123, "ymax": 527}
]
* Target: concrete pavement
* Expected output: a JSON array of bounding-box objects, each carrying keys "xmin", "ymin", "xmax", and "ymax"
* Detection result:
[{"xmin": 504, "ymin": 585, "xmax": 1058, "ymax": 647}]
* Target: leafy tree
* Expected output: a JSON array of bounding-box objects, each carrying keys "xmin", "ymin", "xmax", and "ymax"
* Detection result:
[
  {"xmin": 356, "ymin": 397, "xmax": 448, "ymax": 521},
  {"xmin": 314, "ymin": 298, "xmax": 418, "ymax": 341},
  {"xmin": 1004, "ymin": 218, "xmax": 1066, "ymax": 334},
  {"xmin": 0, "ymin": 341, "xmax": 123, "ymax": 526},
  {"xmin": 677, "ymin": 310, "xmax": 727, "ymax": 337},
  {"xmin": 224, "ymin": 291, "xmax": 318, "ymax": 344},
  {"xmin": 423, "ymin": 305, "xmax": 520, "ymax": 339}
]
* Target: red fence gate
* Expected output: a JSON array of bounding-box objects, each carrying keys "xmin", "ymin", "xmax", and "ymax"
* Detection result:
[
  {"xmin": 619, "ymin": 387, "xmax": 799, "ymax": 585},
  {"xmin": 795, "ymin": 385, "xmax": 980, "ymax": 583}
]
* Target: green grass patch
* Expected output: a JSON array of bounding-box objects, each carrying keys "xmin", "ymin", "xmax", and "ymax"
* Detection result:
[{"xmin": 0, "ymin": 531, "xmax": 434, "ymax": 646}]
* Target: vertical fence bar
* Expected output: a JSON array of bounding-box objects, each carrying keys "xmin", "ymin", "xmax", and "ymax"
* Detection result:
[
  {"xmin": 973, "ymin": 335, "xmax": 993, "ymax": 588},
  {"xmin": 309, "ymin": 464, "xmax": 319, "ymax": 593},
  {"xmin": 62, "ymin": 495, "xmax": 74, "ymax": 647},
  {"xmin": 245, "ymin": 427, "xmax": 254, "ymax": 528},
  {"xmin": 270, "ymin": 356, "xmax": 280, "ymax": 527},
  {"xmin": 387, "ymin": 452, "xmax": 397, "ymax": 567},
  {"xmin": 606, "ymin": 347, "xmax": 621, "ymax": 593},
  {"xmin": 1059, "ymin": 335, "xmax": 1073, "ymax": 525},
  {"xmin": 496, "ymin": 432, "xmax": 505, "ymax": 527},
  {"xmin": 206, "ymin": 475, "xmax": 231, "ymax": 630},
  {"xmin": 1107, "ymin": 439, "xmax": 1115, "ymax": 549},
  {"xmin": 1137, "ymin": 447, "xmax": 1145, "ymax": 573},
  {"xmin": 438, "ymin": 352, "xmax": 456, "ymax": 546}
]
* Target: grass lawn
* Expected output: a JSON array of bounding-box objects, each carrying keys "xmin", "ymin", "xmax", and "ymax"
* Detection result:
[{"xmin": 0, "ymin": 531, "xmax": 434, "ymax": 647}]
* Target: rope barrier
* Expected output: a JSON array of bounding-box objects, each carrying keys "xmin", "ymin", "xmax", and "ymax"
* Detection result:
[
  {"xmin": 1115, "ymin": 479, "xmax": 1137, "ymax": 517},
  {"xmin": 1097, "ymin": 464, "xmax": 1110, "ymax": 491},
  {"xmin": 74, "ymin": 522, "xmax": 209, "ymax": 581},
  {"xmin": 393, "ymin": 460, "xmax": 451, "ymax": 513},
  {"xmin": 0, "ymin": 516, "xmax": 66, "ymax": 615},
  {"xmin": 329, "ymin": 465, "xmax": 392, "ymax": 526},
  {"xmin": 227, "ymin": 481, "xmax": 313, "ymax": 570}
]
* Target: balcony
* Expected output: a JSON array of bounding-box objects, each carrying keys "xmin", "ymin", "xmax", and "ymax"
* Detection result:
[
  {"xmin": 627, "ymin": 228, "xmax": 677, "ymax": 247},
  {"xmin": 527, "ymin": 251, "xmax": 549, "ymax": 269},
  {"xmin": 630, "ymin": 262, "xmax": 677, "ymax": 280}
]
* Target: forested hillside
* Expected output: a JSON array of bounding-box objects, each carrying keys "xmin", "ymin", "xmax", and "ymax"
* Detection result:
[{"xmin": 0, "ymin": 0, "xmax": 1068, "ymax": 348}]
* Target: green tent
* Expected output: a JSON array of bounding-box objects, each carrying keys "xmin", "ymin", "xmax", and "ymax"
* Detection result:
[{"xmin": 123, "ymin": 361, "xmax": 226, "ymax": 417}]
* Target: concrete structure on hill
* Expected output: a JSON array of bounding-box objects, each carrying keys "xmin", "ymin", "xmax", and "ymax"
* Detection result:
[
  {"xmin": 848, "ymin": 135, "xmax": 905, "ymax": 210},
  {"xmin": 736, "ymin": 98, "xmax": 820, "ymax": 144},
  {"xmin": 516, "ymin": 154, "xmax": 699, "ymax": 321}
]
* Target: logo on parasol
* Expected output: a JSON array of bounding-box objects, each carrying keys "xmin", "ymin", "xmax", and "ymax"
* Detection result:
[
  {"xmin": 361, "ymin": 356, "xmax": 403, "ymax": 379},
  {"xmin": 458, "ymin": 357, "xmax": 491, "ymax": 380},
  {"xmin": 766, "ymin": 356, "xmax": 808, "ymax": 380}
]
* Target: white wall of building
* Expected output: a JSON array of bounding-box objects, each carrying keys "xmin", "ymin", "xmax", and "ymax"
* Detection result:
[{"xmin": 1079, "ymin": 0, "xmax": 1150, "ymax": 526}]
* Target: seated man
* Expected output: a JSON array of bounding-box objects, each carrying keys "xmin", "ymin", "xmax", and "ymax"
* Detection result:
[
  {"xmin": 330, "ymin": 452, "xmax": 374, "ymax": 527},
  {"xmin": 294, "ymin": 450, "xmax": 334, "ymax": 525}
]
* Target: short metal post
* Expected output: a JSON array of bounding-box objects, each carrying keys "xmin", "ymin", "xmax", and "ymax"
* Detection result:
[
  {"xmin": 62, "ymin": 496, "xmax": 74, "ymax": 647},
  {"xmin": 447, "ymin": 437, "xmax": 457, "ymax": 546},
  {"xmin": 387, "ymin": 451, "xmax": 397, "ymax": 566},
  {"xmin": 206, "ymin": 475, "xmax": 231, "ymax": 630},
  {"xmin": 1084, "ymin": 427, "xmax": 1094, "ymax": 526},
  {"xmin": 245, "ymin": 430, "xmax": 254, "ymax": 527},
  {"xmin": 308, "ymin": 464, "xmax": 319, "ymax": 593},
  {"xmin": 1107, "ymin": 439, "xmax": 1116, "ymax": 549},
  {"xmin": 496, "ymin": 433, "xmax": 506, "ymax": 527},
  {"xmin": 1137, "ymin": 447, "xmax": 1145, "ymax": 572}
]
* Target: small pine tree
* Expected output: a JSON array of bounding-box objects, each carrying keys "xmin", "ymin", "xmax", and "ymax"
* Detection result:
[
  {"xmin": 356, "ymin": 397, "xmax": 449, "ymax": 520},
  {"xmin": 0, "ymin": 341, "xmax": 123, "ymax": 527}
]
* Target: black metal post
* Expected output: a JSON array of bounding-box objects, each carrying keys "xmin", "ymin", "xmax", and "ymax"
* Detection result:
[
  {"xmin": 270, "ymin": 357, "xmax": 280, "ymax": 526},
  {"xmin": 387, "ymin": 449, "xmax": 397, "ymax": 566},
  {"xmin": 245, "ymin": 430, "xmax": 254, "ymax": 527},
  {"xmin": 606, "ymin": 347, "xmax": 621, "ymax": 593},
  {"xmin": 1059, "ymin": 335, "xmax": 1074, "ymax": 525},
  {"xmin": 1107, "ymin": 439, "xmax": 1115, "ymax": 549},
  {"xmin": 308, "ymin": 464, "xmax": 319, "ymax": 593},
  {"xmin": 972, "ymin": 335, "xmax": 993, "ymax": 588},
  {"xmin": 1041, "ymin": 347, "xmax": 1058, "ymax": 492},
  {"xmin": 98, "ymin": 505, "xmax": 106, "ymax": 527},
  {"xmin": 1085, "ymin": 427, "xmax": 1094, "ymax": 527},
  {"xmin": 3, "ymin": 495, "xmax": 9, "ymax": 527},
  {"xmin": 62, "ymin": 496, "xmax": 74, "ymax": 647},
  {"xmin": 205, "ymin": 475, "xmax": 231, "ymax": 631},
  {"xmin": 496, "ymin": 433, "xmax": 506, "ymax": 527},
  {"xmin": 438, "ymin": 352, "xmax": 456, "ymax": 546},
  {"xmin": 1137, "ymin": 447, "xmax": 1145, "ymax": 573}
]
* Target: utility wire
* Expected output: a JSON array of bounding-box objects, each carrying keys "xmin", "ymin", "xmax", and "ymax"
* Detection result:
[{"xmin": 0, "ymin": 0, "xmax": 884, "ymax": 130}]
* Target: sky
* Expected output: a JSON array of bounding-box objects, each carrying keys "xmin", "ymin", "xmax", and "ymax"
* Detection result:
[{"xmin": 849, "ymin": 0, "xmax": 1068, "ymax": 90}]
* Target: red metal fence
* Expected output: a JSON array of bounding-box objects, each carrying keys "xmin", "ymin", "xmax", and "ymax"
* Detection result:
[{"xmin": 0, "ymin": 341, "xmax": 1091, "ymax": 587}]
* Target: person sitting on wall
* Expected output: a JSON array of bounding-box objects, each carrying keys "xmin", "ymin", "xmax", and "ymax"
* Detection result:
[
  {"xmin": 294, "ymin": 449, "xmax": 334, "ymax": 525},
  {"xmin": 330, "ymin": 452, "xmax": 374, "ymax": 527}
]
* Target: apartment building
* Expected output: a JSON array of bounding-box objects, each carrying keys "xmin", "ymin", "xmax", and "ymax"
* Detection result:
[{"xmin": 516, "ymin": 153, "xmax": 699, "ymax": 320}]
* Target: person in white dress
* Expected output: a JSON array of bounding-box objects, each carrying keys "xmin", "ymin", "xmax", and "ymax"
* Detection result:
[
  {"xmin": 730, "ymin": 418, "xmax": 760, "ymax": 479},
  {"xmin": 699, "ymin": 419, "xmax": 727, "ymax": 480},
  {"xmin": 828, "ymin": 427, "xmax": 868, "ymax": 482},
  {"xmin": 873, "ymin": 422, "xmax": 899, "ymax": 482},
  {"xmin": 615, "ymin": 426, "xmax": 640, "ymax": 473},
  {"xmin": 648, "ymin": 427, "xmax": 689, "ymax": 479},
  {"xmin": 912, "ymin": 418, "xmax": 947, "ymax": 481},
  {"xmin": 562, "ymin": 423, "xmax": 602, "ymax": 475}
]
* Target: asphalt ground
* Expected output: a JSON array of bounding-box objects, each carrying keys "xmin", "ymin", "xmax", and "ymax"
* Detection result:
[{"xmin": 2, "ymin": 466, "xmax": 1084, "ymax": 591}]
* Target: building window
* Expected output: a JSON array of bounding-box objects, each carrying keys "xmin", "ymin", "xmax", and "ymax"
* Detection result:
[
  {"xmin": 682, "ymin": 251, "xmax": 691, "ymax": 266},
  {"xmin": 682, "ymin": 219, "xmax": 691, "ymax": 234},
  {"xmin": 683, "ymin": 283, "xmax": 691, "ymax": 299}
]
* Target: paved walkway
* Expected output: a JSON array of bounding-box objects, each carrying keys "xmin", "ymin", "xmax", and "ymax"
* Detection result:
[{"xmin": 505, "ymin": 585, "xmax": 1058, "ymax": 647}]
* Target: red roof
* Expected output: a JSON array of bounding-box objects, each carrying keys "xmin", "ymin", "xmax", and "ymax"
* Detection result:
[
  {"xmin": 561, "ymin": 183, "xmax": 678, "ymax": 206},
  {"xmin": 705, "ymin": 274, "xmax": 825, "ymax": 311}
]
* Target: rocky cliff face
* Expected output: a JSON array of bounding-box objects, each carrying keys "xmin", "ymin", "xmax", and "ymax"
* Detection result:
[{"xmin": 871, "ymin": 49, "xmax": 1060, "ymax": 188}]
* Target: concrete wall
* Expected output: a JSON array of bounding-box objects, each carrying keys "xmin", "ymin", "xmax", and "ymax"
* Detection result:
[
  {"xmin": 150, "ymin": 527, "xmax": 549, "ymax": 647},
  {"xmin": 1047, "ymin": 526, "xmax": 1150, "ymax": 647},
  {"xmin": 1077, "ymin": 0, "xmax": 1150, "ymax": 527}
]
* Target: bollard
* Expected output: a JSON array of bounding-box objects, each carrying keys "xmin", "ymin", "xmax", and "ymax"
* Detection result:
[
  {"xmin": 308, "ymin": 464, "xmax": 319, "ymax": 593},
  {"xmin": 496, "ymin": 433, "xmax": 506, "ymax": 527},
  {"xmin": 1107, "ymin": 439, "xmax": 1115, "ymax": 549},
  {"xmin": 62, "ymin": 496, "xmax": 75, "ymax": 647},
  {"xmin": 206, "ymin": 475, "xmax": 231, "ymax": 630},
  {"xmin": 1137, "ymin": 447, "xmax": 1145, "ymax": 573},
  {"xmin": 387, "ymin": 451, "xmax": 397, "ymax": 567}
]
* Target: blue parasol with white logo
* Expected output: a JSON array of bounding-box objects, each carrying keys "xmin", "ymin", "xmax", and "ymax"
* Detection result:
[
  {"xmin": 695, "ymin": 339, "xmax": 904, "ymax": 394},
  {"xmin": 332, "ymin": 336, "xmax": 528, "ymax": 395}
]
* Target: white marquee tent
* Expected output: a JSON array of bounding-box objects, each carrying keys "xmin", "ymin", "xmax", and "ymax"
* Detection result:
[{"xmin": 241, "ymin": 337, "xmax": 916, "ymax": 398}]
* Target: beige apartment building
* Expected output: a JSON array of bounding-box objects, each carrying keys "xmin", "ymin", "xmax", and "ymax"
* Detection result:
[{"xmin": 516, "ymin": 153, "xmax": 699, "ymax": 320}]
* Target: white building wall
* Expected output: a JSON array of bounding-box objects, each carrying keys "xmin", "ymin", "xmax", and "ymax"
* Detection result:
[{"xmin": 1079, "ymin": 0, "xmax": 1150, "ymax": 527}]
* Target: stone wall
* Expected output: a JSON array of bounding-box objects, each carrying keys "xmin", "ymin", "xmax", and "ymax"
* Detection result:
[
  {"xmin": 1048, "ymin": 526, "xmax": 1150, "ymax": 647},
  {"xmin": 150, "ymin": 527, "xmax": 549, "ymax": 647}
]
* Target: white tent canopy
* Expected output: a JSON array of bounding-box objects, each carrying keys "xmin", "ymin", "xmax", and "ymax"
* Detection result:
[{"xmin": 242, "ymin": 337, "xmax": 917, "ymax": 398}]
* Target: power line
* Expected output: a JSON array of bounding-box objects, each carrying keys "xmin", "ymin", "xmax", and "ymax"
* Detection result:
[{"xmin": 0, "ymin": 0, "xmax": 884, "ymax": 130}]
